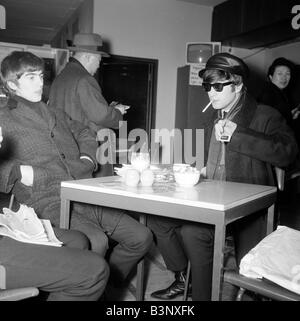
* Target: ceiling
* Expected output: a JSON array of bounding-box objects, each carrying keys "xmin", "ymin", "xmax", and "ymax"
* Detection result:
[
  {"xmin": 0, "ymin": 0, "xmax": 85, "ymax": 46},
  {"xmin": 0, "ymin": 0, "xmax": 226, "ymax": 47}
]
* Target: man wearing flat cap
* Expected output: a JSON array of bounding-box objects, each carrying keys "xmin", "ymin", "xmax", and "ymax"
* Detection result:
[
  {"xmin": 148, "ymin": 53, "xmax": 298, "ymax": 300},
  {"xmin": 49, "ymin": 33, "xmax": 127, "ymax": 176}
]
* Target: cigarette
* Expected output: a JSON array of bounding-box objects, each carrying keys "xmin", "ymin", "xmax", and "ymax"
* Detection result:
[{"xmin": 202, "ymin": 101, "xmax": 212, "ymax": 112}]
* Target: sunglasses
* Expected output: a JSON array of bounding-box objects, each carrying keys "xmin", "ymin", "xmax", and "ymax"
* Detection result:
[{"xmin": 202, "ymin": 81, "xmax": 233, "ymax": 92}]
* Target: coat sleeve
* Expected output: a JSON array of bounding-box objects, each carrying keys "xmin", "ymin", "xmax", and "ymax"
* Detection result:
[
  {"xmin": 0, "ymin": 143, "xmax": 63, "ymax": 194},
  {"xmin": 77, "ymin": 76, "xmax": 123, "ymax": 129},
  {"xmin": 227, "ymin": 108, "xmax": 298, "ymax": 168},
  {"xmin": 63, "ymin": 112, "xmax": 98, "ymax": 168},
  {"xmin": 0, "ymin": 158, "xmax": 20, "ymax": 194}
]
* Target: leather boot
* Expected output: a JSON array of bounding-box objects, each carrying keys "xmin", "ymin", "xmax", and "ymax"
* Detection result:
[{"xmin": 150, "ymin": 270, "xmax": 191, "ymax": 300}]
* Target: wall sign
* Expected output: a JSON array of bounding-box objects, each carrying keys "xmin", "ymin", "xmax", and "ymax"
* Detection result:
[{"xmin": 189, "ymin": 64, "xmax": 205, "ymax": 86}]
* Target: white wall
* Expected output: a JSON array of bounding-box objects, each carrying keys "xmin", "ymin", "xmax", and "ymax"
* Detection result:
[
  {"xmin": 266, "ymin": 42, "xmax": 300, "ymax": 68},
  {"xmin": 222, "ymin": 41, "xmax": 300, "ymax": 96},
  {"xmin": 222, "ymin": 46, "xmax": 269, "ymax": 96},
  {"xmin": 93, "ymin": 0, "xmax": 212, "ymax": 131}
]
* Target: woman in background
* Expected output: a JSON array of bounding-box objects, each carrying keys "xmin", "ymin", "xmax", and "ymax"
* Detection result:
[{"xmin": 257, "ymin": 57, "xmax": 300, "ymax": 127}]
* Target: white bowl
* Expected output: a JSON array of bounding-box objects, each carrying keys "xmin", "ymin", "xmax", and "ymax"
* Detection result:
[{"xmin": 174, "ymin": 170, "xmax": 200, "ymax": 187}]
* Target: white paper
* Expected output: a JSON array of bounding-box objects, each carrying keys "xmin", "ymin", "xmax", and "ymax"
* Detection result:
[
  {"xmin": 239, "ymin": 225, "xmax": 300, "ymax": 295},
  {"xmin": 0, "ymin": 205, "xmax": 63, "ymax": 247}
]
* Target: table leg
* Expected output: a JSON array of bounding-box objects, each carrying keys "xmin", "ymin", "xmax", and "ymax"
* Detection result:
[
  {"xmin": 60, "ymin": 197, "xmax": 70, "ymax": 229},
  {"xmin": 211, "ymin": 221, "xmax": 226, "ymax": 301},
  {"xmin": 136, "ymin": 214, "xmax": 146, "ymax": 301},
  {"xmin": 267, "ymin": 204, "xmax": 275, "ymax": 235}
]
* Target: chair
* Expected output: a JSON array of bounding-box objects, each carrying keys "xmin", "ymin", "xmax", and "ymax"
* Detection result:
[
  {"xmin": 0, "ymin": 193, "xmax": 39, "ymax": 301},
  {"xmin": 183, "ymin": 167, "xmax": 290, "ymax": 301},
  {"xmin": 0, "ymin": 265, "xmax": 39, "ymax": 301},
  {"xmin": 223, "ymin": 167, "xmax": 300, "ymax": 301},
  {"xmin": 223, "ymin": 270, "xmax": 300, "ymax": 301}
]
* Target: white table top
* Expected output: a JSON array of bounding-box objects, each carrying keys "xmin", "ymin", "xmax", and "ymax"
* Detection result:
[{"xmin": 61, "ymin": 176, "xmax": 277, "ymax": 212}]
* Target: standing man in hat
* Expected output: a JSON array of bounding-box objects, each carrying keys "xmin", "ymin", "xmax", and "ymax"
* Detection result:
[
  {"xmin": 49, "ymin": 33, "xmax": 128, "ymax": 176},
  {"xmin": 148, "ymin": 53, "xmax": 298, "ymax": 300}
]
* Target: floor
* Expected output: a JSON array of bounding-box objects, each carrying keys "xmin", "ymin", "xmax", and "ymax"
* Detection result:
[{"xmin": 105, "ymin": 241, "xmax": 239, "ymax": 301}]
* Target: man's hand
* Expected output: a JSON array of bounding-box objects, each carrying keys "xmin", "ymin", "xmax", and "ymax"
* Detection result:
[
  {"xmin": 292, "ymin": 107, "xmax": 300, "ymax": 120},
  {"xmin": 109, "ymin": 101, "xmax": 130, "ymax": 115},
  {"xmin": 20, "ymin": 165, "xmax": 34, "ymax": 186},
  {"xmin": 214, "ymin": 119, "xmax": 237, "ymax": 142},
  {"xmin": 200, "ymin": 166, "xmax": 207, "ymax": 179},
  {"xmin": 114, "ymin": 104, "xmax": 130, "ymax": 115}
]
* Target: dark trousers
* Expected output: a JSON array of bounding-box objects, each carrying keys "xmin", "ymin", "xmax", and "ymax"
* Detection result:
[
  {"xmin": 148, "ymin": 210, "xmax": 267, "ymax": 300},
  {"xmin": 0, "ymin": 228, "xmax": 109, "ymax": 301},
  {"xmin": 71, "ymin": 203, "xmax": 153, "ymax": 281}
]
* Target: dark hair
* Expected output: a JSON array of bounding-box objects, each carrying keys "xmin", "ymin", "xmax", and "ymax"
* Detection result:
[
  {"xmin": 267, "ymin": 57, "xmax": 295, "ymax": 78},
  {"xmin": 202, "ymin": 69, "xmax": 243, "ymax": 86},
  {"xmin": 0, "ymin": 51, "xmax": 44, "ymax": 88}
]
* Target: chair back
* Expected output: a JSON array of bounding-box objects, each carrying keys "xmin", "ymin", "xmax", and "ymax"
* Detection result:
[
  {"xmin": 0, "ymin": 194, "xmax": 39, "ymax": 300},
  {"xmin": 275, "ymin": 167, "xmax": 285, "ymax": 191}
]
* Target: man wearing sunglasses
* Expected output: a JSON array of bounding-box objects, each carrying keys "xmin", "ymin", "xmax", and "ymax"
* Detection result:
[{"xmin": 148, "ymin": 53, "xmax": 298, "ymax": 300}]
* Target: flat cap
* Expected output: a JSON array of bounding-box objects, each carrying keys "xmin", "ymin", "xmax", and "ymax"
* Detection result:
[{"xmin": 199, "ymin": 53, "xmax": 249, "ymax": 79}]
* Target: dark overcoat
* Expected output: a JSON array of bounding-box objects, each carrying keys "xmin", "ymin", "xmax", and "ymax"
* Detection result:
[
  {"xmin": 48, "ymin": 58, "xmax": 122, "ymax": 133},
  {"xmin": 257, "ymin": 81, "xmax": 293, "ymax": 126},
  {"xmin": 204, "ymin": 92, "xmax": 298, "ymax": 186}
]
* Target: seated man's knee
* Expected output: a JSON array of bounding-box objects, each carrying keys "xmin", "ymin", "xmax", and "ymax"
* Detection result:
[
  {"xmin": 90, "ymin": 232, "xmax": 109, "ymax": 256},
  {"xmin": 181, "ymin": 224, "xmax": 214, "ymax": 245},
  {"xmin": 134, "ymin": 225, "xmax": 153, "ymax": 252},
  {"xmin": 70, "ymin": 230, "xmax": 90, "ymax": 250},
  {"xmin": 81, "ymin": 254, "xmax": 110, "ymax": 293},
  {"xmin": 53, "ymin": 228, "xmax": 90, "ymax": 250},
  {"xmin": 73, "ymin": 223, "xmax": 109, "ymax": 256},
  {"xmin": 95, "ymin": 256, "xmax": 110, "ymax": 282}
]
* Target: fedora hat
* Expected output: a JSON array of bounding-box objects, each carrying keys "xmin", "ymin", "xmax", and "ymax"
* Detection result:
[
  {"xmin": 68, "ymin": 33, "xmax": 109, "ymax": 57},
  {"xmin": 199, "ymin": 53, "xmax": 249, "ymax": 79}
]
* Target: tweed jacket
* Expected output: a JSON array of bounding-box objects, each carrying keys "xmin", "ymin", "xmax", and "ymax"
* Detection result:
[
  {"xmin": 204, "ymin": 91, "xmax": 298, "ymax": 186},
  {"xmin": 0, "ymin": 96, "xmax": 98, "ymax": 225},
  {"xmin": 48, "ymin": 58, "xmax": 122, "ymax": 133}
]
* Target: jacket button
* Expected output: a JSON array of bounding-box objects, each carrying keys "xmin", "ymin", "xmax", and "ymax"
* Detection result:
[
  {"xmin": 61, "ymin": 153, "xmax": 65, "ymax": 159},
  {"xmin": 51, "ymin": 132, "xmax": 54, "ymax": 138}
]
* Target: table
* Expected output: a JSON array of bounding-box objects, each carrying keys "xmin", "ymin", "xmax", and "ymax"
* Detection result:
[{"xmin": 60, "ymin": 176, "xmax": 277, "ymax": 301}]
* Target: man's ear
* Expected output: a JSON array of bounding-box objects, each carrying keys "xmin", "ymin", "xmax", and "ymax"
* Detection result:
[
  {"xmin": 269, "ymin": 75, "xmax": 273, "ymax": 82},
  {"xmin": 6, "ymin": 80, "xmax": 17, "ymax": 92},
  {"xmin": 235, "ymin": 82, "xmax": 243, "ymax": 94}
]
